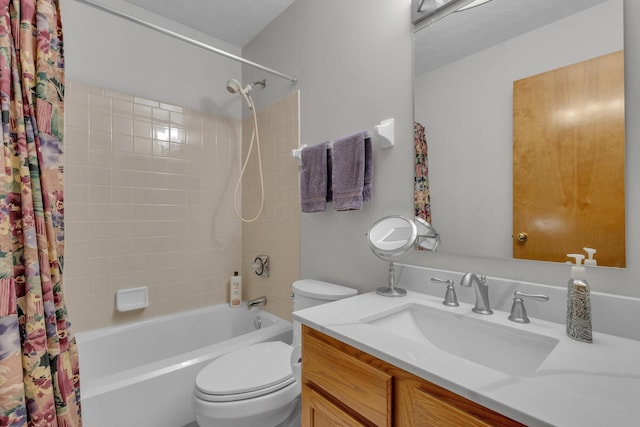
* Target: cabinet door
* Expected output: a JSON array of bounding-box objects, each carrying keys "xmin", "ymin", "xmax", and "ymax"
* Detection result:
[
  {"xmin": 302, "ymin": 326, "xmax": 392, "ymax": 426},
  {"xmin": 302, "ymin": 385, "xmax": 367, "ymax": 427}
]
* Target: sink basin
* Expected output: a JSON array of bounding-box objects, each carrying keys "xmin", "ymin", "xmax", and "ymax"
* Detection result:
[{"xmin": 363, "ymin": 303, "xmax": 559, "ymax": 377}]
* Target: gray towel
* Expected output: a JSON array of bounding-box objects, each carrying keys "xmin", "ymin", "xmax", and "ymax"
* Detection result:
[
  {"xmin": 300, "ymin": 143, "xmax": 329, "ymax": 212},
  {"xmin": 332, "ymin": 131, "xmax": 366, "ymax": 211},
  {"xmin": 363, "ymin": 136, "xmax": 373, "ymax": 202},
  {"xmin": 326, "ymin": 145, "xmax": 333, "ymax": 202}
]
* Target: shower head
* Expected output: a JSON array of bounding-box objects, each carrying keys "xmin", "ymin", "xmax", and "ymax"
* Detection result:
[
  {"xmin": 226, "ymin": 78, "xmax": 243, "ymax": 94},
  {"xmin": 226, "ymin": 78, "xmax": 253, "ymax": 111},
  {"xmin": 226, "ymin": 78, "xmax": 265, "ymax": 111},
  {"xmin": 226, "ymin": 78, "xmax": 266, "ymax": 94}
]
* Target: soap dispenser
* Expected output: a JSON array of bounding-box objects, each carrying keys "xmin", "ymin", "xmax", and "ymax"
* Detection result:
[
  {"xmin": 566, "ymin": 254, "xmax": 592, "ymax": 343},
  {"xmin": 583, "ymin": 247, "xmax": 597, "ymax": 266}
]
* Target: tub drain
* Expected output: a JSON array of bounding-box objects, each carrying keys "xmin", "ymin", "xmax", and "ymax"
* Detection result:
[{"xmin": 254, "ymin": 316, "xmax": 262, "ymax": 329}]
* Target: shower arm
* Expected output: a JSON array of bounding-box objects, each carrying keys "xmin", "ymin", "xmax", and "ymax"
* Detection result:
[{"xmin": 75, "ymin": 0, "xmax": 298, "ymax": 85}]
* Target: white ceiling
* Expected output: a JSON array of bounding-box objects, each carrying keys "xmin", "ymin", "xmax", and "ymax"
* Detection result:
[
  {"xmin": 120, "ymin": 0, "xmax": 610, "ymax": 73},
  {"xmin": 414, "ymin": 0, "xmax": 609, "ymax": 76},
  {"xmin": 123, "ymin": 0, "xmax": 296, "ymax": 47}
]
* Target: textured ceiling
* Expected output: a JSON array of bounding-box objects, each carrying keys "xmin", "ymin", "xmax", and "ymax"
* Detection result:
[
  {"xmin": 123, "ymin": 0, "xmax": 296, "ymax": 47},
  {"xmin": 414, "ymin": 0, "xmax": 608, "ymax": 76},
  {"xmin": 121, "ymin": 1, "xmax": 609, "ymax": 72}
]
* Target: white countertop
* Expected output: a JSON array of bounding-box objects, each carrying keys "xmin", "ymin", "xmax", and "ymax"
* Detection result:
[{"xmin": 293, "ymin": 291, "xmax": 640, "ymax": 427}]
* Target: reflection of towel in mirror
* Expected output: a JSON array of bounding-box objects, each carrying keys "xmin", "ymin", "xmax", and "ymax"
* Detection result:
[
  {"xmin": 332, "ymin": 131, "xmax": 367, "ymax": 211},
  {"xmin": 300, "ymin": 142, "xmax": 329, "ymax": 212}
]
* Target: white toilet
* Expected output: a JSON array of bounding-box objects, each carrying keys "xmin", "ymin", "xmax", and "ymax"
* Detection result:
[{"xmin": 193, "ymin": 279, "xmax": 358, "ymax": 427}]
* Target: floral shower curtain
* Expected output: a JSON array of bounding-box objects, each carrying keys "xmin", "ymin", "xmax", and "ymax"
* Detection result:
[
  {"xmin": 0, "ymin": 1, "xmax": 81, "ymax": 426},
  {"xmin": 414, "ymin": 121, "xmax": 431, "ymax": 224}
]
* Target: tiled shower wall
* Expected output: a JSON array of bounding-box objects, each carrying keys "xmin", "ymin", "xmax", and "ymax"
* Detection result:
[
  {"xmin": 64, "ymin": 81, "xmax": 244, "ymax": 332},
  {"xmin": 242, "ymin": 92, "xmax": 300, "ymax": 322}
]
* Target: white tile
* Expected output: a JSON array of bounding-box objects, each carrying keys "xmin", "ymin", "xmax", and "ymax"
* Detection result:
[
  {"xmin": 112, "ymin": 134, "xmax": 133, "ymax": 153},
  {"xmin": 62, "ymin": 80, "xmax": 276, "ymax": 332},
  {"xmin": 89, "ymin": 130, "xmax": 111, "ymax": 150},
  {"xmin": 66, "ymin": 146, "xmax": 90, "ymax": 166},
  {"xmin": 133, "ymin": 120, "xmax": 152, "ymax": 139},
  {"xmin": 153, "ymin": 108, "xmax": 170, "ymax": 123},
  {"xmin": 65, "ymin": 127, "xmax": 89, "ymax": 148},
  {"xmin": 134, "ymin": 97, "xmax": 159, "ymax": 108},
  {"xmin": 66, "ymin": 105, "xmax": 89, "ymax": 129},
  {"xmin": 91, "ymin": 149, "xmax": 112, "ymax": 169},
  {"xmin": 90, "ymin": 167, "xmax": 111, "ymax": 186},
  {"xmin": 90, "ymin": 111, "xmax": 111, "ymax": 133},
  {"xmin": 134, "ymin": 137, "xmax": 153, "ymax": 155},
  {"xmin": 113, "ymin": 116, "xmax": 133, "ymax": 136},
  {"xmin": 133, "ymin": 104, "xmax": 153, "ymax": 120},
  {"xmin": 66, "ymin": 166, "xmax": 91, "ymax": 185}
]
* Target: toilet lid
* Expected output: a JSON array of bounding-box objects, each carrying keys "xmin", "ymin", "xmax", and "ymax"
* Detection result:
[{"xmin": 196, "ymin": 341, "xmax": 294, "ymax": 400}]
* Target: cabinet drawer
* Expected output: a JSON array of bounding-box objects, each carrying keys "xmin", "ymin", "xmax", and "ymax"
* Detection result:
[
  {"xmin": 414, "ymin": 387, "xmax": 491, "ymax": 427},
  {"xmin": 302, "ymin": 384, "xmax": 367, "ymax": 427},
  {"xmin": 302, "ymin": 327, "xmax": 392, "ymax": 427},
  {"xmin": 412, "ymin": 385, "xmax": 524, "ymax": 427}
]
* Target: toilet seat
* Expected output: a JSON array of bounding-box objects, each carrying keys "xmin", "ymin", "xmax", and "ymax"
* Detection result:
[{"xmin": 195, "ymin": 341, "xmax": 295, "ymax": 403}]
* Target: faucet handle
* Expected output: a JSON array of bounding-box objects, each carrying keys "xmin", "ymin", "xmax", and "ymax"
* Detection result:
[
  {"xmin": 508, "ymin": 290, "xmax": 549, "ymax": 323},
  {"xmin": 430, "ymin": 277, "xmax": 459, "ymax": 307}
]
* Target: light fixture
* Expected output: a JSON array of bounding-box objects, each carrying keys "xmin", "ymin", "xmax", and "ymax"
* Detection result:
[{"xmin": 412, "ymin": 0, "xmax": 493, "ymax": 26}]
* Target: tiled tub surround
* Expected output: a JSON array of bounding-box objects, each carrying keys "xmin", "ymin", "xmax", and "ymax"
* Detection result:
[
  {"xmin": 64, "ymin": 81, "xmax": 243, "ymax": 331},
  {"xmin": 241, "ymin": 91, "xmax": 301, "ymax": 322}
]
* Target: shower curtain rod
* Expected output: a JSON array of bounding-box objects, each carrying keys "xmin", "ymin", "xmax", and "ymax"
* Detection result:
[{"xmin": 75, "ymin": 0, "xmax": 298, "ymax": 85}]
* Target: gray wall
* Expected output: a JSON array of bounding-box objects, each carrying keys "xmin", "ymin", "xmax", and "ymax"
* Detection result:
[
  {"xmin": 61, "ymin": 0, "xmax": 242, "ymax": 119},
  {"xmin": 244, "ymin": 0, "xmax": 640, "ymax": 298},
  {"xmin": 243, "ymin": 0, "xmax": 415, "ymax": 292}
]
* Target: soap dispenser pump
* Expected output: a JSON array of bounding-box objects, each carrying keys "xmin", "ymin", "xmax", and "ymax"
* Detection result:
[
  {"xmin": 566, "ymin": 254, "xmax": 592, "ymax": 343},
  {"xmin": 583, "ymin": 247, "xmax": 597, "ymax": 266}
]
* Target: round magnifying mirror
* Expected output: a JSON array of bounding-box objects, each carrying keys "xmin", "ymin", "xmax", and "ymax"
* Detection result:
[
  {"xmin": 415, "ymin": 217, "xmax": 440, "ymax": 251},
  {"xmin": 368, "ymin": 215, "xmax": 418, "ymax": 262}
]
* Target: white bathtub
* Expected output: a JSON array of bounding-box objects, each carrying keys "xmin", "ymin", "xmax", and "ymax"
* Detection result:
[{"xmin": 76, "ymin": 304, "xmax": 292, "ymax": 427}]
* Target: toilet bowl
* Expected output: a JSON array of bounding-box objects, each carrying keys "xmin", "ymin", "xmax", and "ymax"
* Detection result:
[
  {"xmin": 194, "ymin": 341, "xmax": 300, "ymax": 427},
  {"xmin": 193, "ymin": 280, "xmax": 357, "ymax": 427}
]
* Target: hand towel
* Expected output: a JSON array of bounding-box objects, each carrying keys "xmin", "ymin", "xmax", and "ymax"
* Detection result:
[
  {"xmin": 300, "ymin": 142, "xmax": 329, "ymax": 212},
  {"xmin": 331, "ymin": 131, "xmax": 366, "ymax": 211},
  {"xmin": 363, "ymin": 136, "xmax": 373, "ymax": 202},
  {"xmin": 326, "ymin": 145, "xmax": 333, "ymax": 203}
]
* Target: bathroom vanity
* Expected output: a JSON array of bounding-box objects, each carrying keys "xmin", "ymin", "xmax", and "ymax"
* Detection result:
[
  {"xmin": 301, "ymin": 325, "xmax": 523, "ymax": 426},
  {"xmin": 294, "ymin": 290, "xmax": 640, "ymax": 426}
]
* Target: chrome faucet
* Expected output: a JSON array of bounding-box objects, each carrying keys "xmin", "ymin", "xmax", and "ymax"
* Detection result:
[
  {"xmin": 459, "ymin": 273, "xmax": 493, "ymax": 314},
  {"xmin": 247, "ymin": 296, "xmax": 267, "ymax": 309}
]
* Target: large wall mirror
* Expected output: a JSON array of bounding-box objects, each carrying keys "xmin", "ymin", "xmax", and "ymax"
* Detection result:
[{"xmin": 413, "ymin": 0, "xmax": 625, "ymax": 267}]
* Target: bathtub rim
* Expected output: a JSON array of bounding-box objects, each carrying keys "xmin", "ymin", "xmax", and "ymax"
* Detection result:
[{"xmin": 75, "ymin": 302, "xmax": 282, "ymax": 341}]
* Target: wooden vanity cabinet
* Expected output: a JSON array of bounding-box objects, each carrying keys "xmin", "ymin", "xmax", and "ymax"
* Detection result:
[{"xmin": 301, "ymin": 325, "xmax": 525, "ymax": 427}]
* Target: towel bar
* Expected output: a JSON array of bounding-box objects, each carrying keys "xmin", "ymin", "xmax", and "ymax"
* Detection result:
[{"xmin": 291, "ymin": 118, "xmax": 394, "ymax": 164}]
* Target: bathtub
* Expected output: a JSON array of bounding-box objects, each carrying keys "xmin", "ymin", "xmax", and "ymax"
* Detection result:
[{"xmin": 76, "ymin": 304, "xmax": 292, "ymax": 427}]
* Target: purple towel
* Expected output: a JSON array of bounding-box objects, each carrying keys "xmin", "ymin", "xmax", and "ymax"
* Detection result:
[
  {"xmin": 331, "ymin": 131, "xmax": 367, "ymax": 211},
  {"xmin": 300, "ymin": 143, "xmax": 329, "ymax": 212},
  {"xmin": 326, "ymin": 145, "xmax": 333, "ymax": 202},
  {"xmin": 363, "ymin": 137, "xmax": 373, "ymax": 202}
]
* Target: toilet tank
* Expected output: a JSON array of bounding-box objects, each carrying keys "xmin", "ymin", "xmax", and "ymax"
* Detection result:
[
  {"xmin": 292, "ymin": 279, "xmax": 358, "ymax": 311},
  {"xmin": 291, "ymin": 280, "xmax": 358, "ymax": 347}
]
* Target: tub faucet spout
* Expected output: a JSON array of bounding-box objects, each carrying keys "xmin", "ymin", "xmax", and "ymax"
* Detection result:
[
  {"xmin": 459, "ymin": 273, "xmax": 493, "ymax": 315},
  {"xmin": 247, "ymin": 296, "xmax": 267, "ymax": 309}
]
